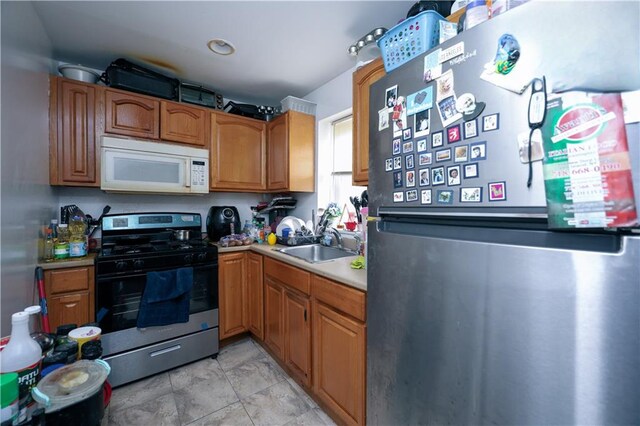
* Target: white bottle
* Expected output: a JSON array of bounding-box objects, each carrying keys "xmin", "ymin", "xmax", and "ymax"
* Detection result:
[{"xmin": 0, "ymin": 312, "xmax": 42, "ymax": 423}]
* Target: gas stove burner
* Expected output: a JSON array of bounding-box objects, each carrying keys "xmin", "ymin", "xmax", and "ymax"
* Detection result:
[
  {"xmin": 124, "ymin": 247, "xmax": 151, "ymax": 254},
  {"xmin": 99, "ymin": 213, "xmax": 210, "ymax": 259}
]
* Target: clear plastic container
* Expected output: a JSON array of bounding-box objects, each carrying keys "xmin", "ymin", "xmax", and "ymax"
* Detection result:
[
  {"xmin": 281, "ymin": 96, "xmax": 317, "ymax": 115},
  {"xmin": 32, "ymin": 360, "xmax": 109, "ymax": 414}
]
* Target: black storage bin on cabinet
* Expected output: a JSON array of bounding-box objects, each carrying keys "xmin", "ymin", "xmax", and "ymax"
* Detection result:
[{"xmin": 101, "ymin": 58, "xmax": 179, "ymax": 100}]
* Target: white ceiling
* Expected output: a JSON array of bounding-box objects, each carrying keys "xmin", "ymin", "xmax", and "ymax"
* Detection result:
[{"xmin": 33, "ymin": 1, "xmax": 416, "ymax": 106}]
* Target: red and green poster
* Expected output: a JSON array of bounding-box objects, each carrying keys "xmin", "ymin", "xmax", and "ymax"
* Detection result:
[{"xmin": 541, "ymin": 92, "xmax": 638, "ymax": 229}]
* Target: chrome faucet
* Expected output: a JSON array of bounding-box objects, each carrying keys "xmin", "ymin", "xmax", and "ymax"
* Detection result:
[{"xmin": 328, "ymin": 227, "xmax": 343, "ymax": 249}]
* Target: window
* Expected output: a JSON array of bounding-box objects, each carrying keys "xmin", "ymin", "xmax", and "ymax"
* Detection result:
[{"xmin": 317, "ymin": 113, "xmax": 366, "ymax": 224}]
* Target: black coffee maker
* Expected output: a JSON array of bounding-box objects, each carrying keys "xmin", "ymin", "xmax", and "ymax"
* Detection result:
[{"xmin": 206, "ymin": 206, "xmax": 241, "ymax": 241}]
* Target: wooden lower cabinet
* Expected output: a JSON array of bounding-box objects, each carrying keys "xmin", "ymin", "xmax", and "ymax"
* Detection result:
[
  {"xmin": 44, "ymin": 266, "xmax": 95, "ymax": 330},
  {"xmin": 313, "ymin": 300, "xmax": 366, "ymax": 426},
  {"xmin": 219, "ymin": 252, "xmax": 367, "ymax": 426},
  {"xmin": 284, "ymin": 289, "xmax": 311, "ymax": 387},
  {"xmin": 219, "ymin": 252, "xmax": 248, "ymax": 339},
  {"xmin": 264, "ymin": 276, "xmax": 284, "ymax": 358},
  {"xmin": 246, "ymin": 252, "xmax": 264, "ymax": 340}
]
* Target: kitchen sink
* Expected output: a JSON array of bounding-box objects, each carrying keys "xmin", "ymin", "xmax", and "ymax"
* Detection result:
[{"xmin": 277, "ymin": 244, "xmax": 357, "ymax": 263}]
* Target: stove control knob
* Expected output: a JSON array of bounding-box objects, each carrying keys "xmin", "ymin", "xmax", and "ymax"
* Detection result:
[
  {"xmin": 184, "ymin": 254, "xmax": 194, "ymax": 263},
  {"xmin": 115, "ymin": 261, "xmax": 127, "ymax": 271},
  {"xmin": 133, "ymin": 260, "xmax": 145, "ymax": 269},
  {"xmin": 197, "ymin": 253, "xmax": 207, "ymax": 262}
]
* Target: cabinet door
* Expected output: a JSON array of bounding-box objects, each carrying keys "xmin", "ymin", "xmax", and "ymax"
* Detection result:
[
  {"xmin": 247, "ymin": 252, "xmax": 264, "ymax": 340},
  {"xmin": 284, "ymin": 289, "xmax": 311, "ymax": 387},
  {"xmin": 48, "ymin": 293, "xmax": 91, "ymax": 329},
  {"xmin": 264, "ymin": 277, "xmax": 284, "ymax": 358},
  {"xmin": 44, "ymin": 266, "xmax": 95, "ymax": 331},
  {"xmin": 313, "ymin": 301, "xmax": 366, "ymax": 426},
  {"xmin": 287, "ymin": 111, "xmax": 315, "ymax": 192},
  {"xmin": 219, "ymin": 253, "xmax": 248, "ymax": 339},
  {"xmin": 210, "ymin": 112, "xmax": 266, "ymax": 191},
  {"xmin": 160, "ymin": 102, "xmax": 207, "ymax": 146},
  {"xmin": 53, "ymin": 78, "xmax": 98, "ymax": 186},
  {"xmin": 267, "ymin": 113, "xmax": 289, "ymax": 191},
  {"xmin": 105, "ymin": 90, "xmax": 160, "ymax": 139},
  {"xmin": 352, "ymin": 58, "xmax": 385, "ymax": 186}
]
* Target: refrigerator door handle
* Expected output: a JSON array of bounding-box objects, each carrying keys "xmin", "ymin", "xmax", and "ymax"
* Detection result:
[{"xmin": 377, "ymin": 207, "xmax": 548, "ymax": 219}]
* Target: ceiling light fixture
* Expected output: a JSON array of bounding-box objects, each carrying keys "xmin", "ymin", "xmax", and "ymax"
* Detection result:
[{"xmin": 207, "ymin": 39, "xmax": 236, "ymax": 56}]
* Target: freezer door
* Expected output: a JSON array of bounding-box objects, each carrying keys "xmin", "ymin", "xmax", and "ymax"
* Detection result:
[
  {"xmin": 367, "ymin": 221, "xmax": 639, "ymax": 425},
  {"xmin": 368, "ymin": 1, "xmax": 640, "ymax": 216}
]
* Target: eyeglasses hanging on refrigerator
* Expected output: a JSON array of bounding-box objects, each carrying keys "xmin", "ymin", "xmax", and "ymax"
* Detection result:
[{"xmin": 527, "ymin": 76, "xmax": 547, "ymax": 188}]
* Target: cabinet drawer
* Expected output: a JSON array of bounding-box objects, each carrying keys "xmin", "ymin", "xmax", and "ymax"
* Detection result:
[
  {"xmin": 312, "ymin": 275, "xmax": 366, "ymax": 322},
  {"xmin": 264, "ymin": 257, "xmax": 310, "ymax": 295},
  {"xmin": 46, "ymin": 267, "xmax": 92, "ymax": 294}
]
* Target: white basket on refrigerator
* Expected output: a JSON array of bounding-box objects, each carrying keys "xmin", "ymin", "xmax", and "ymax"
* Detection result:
[{"xmin": 280, "ymin": 96, "xmax": 317, "ymax": 115}]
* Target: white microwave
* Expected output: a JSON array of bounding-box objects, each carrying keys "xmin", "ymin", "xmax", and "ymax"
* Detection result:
[{"xmin": 101, "ymin": 136, "xmax": 209, "ymax": 194}]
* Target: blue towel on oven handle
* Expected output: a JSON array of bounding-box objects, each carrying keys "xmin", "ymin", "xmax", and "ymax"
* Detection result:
[{"xmin": 137, "ymin": 267, "xmax": 193, "ymax": 328}]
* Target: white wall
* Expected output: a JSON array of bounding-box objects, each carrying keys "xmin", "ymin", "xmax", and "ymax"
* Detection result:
[
  {"xmin": 56, "ymin": 188, "xmax": 268, "ymax": 238},
  {"xmin": 1, "ymin": 2, "xmax": 57, "ymax": 335},
  {"xmin": 293, "ymin": 62, "xmax": 360, "ymax": 222}
]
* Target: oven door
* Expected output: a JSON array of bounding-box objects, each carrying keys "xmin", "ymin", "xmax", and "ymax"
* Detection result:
[{"xmin": 97, "ymin": 263, "xmax": 218, "ymax": 356}]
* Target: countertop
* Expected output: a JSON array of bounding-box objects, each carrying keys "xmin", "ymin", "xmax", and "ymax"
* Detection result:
[
  {"xmin": 36, "ymin": 244, "xmax": 368, "ymax": 292},
  {"xmin": 37, "ymin": 253, "xmax": 97, "ymax": 270},
  {"xmin": 218, "ymin": 243, "xmax": 367, "ymax": 292}
]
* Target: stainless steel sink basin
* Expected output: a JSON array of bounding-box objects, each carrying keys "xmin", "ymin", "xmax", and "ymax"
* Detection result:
[{"xmin": 277, "ymin": 244, "xmax": 357, "ymax": 263}]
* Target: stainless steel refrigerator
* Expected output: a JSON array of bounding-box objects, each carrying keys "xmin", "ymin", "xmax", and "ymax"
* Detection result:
[{"xmin": 367, "ymin": 2, "xmax": 640, "ymax": 424}]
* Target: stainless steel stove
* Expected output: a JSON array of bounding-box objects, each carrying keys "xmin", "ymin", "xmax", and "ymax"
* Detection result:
[{"xmin": 96, "ymin": 212, "xmax": 218, "ymax": 387}]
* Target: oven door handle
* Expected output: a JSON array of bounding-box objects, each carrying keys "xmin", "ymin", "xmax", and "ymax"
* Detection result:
[{"xmin": 150, "ymin": 344, "xmax": 181, "ymax": 357}]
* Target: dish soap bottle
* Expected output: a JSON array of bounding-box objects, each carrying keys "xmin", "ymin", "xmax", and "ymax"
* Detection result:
[
  {"xmin": 0, "ymin": 312, "xmax": 42, "ymax": 424},
  {"xmin": 267, "ymin": 231, "xmax": 277, "ymax": 245}
]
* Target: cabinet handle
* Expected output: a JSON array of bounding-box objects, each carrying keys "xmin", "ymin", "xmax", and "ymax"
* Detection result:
[{"xmin": 304, "ymin": 309, "xmax": 307, "ymax": 322}]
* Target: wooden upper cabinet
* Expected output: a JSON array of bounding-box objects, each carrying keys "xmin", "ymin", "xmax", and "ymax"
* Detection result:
[
  {"xmin": 105, "ymin": 89, "xmax": 160, "ymax": 139},
  {"xmin": 267, "ymin": 114, "xmax": 288, "ymax": 191},
  {"xmin": 50, "ymin": 77, "xmax": 101, "ymax": 186},
  {"xmin": 352, "ymin": 58, "xmax": 385, "ymax": 186},
  {"xmin": 267, "ymin": 111, "xmax": 315, "ymax": 192},
  {"xmin": 210, "ymin": 112, "xmax": 267, "ymax": 191},
  {"xmin": 160, "ymin": 101, "xmax": 208, "ymax": 146},
  {"xmin": 219, "ymin": 252, "xmax": 248, "ymax": 340}
]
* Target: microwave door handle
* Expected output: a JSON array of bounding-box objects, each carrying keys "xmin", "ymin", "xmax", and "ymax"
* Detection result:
[{"xmin": 185, "ymin": 160, "xmax": 191, "ymax": 188}]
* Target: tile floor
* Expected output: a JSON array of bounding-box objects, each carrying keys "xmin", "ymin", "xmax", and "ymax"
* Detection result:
[{"xmin": 105, "ymin": 337, "xmax": 336, "ymax": 426}]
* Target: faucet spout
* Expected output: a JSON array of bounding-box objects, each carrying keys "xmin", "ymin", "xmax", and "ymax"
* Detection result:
[{"xmin": 328, "ymin": 227, "xmax": 343, "ymax": 249}]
